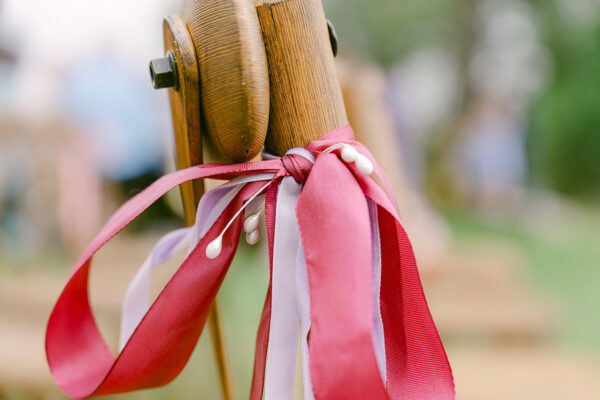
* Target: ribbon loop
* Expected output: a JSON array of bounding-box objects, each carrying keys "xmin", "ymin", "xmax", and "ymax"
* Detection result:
[{"xmin": 281, "ymin": 154, "xmax": 313, "ymax": 184}]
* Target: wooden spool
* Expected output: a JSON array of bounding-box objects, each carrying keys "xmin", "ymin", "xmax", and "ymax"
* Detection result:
[{"xmin": 183, "ymin": 0, "xmax": 270, "ymax": 162}]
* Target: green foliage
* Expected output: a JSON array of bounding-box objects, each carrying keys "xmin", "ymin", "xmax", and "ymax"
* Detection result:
[
  {"xmin": 528, "ymin": 3, "xmax": 600, "ymax": 197},
  {"xmin": 323, "ymin": 0, "xmax": 455, "ymax": 66},
  {"xmin": 324, "ymin": 0, "xmax": 600, "ymax": 198}
]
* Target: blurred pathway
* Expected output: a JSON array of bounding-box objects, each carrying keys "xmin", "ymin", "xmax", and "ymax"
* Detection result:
[{"xmin": 424, "ymin": 238, "xmax": 600, "ymax": 399}]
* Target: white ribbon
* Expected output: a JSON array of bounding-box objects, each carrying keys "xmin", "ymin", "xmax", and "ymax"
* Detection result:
[
  {"xmin": 262, "ymin": 148, "xmax": 386, "ymax": 399},
  {"xmin": 296, "ymin": 242, "xmax": 315, "ymax": 400},
  {"xmin": 369, "ymin": 199, "xmax": 387, "ymax": 381},
  {"xmin": 262, "ymin": 148, "xmax": 316, "ymax": 400},
  {"xmin": 264, "ymin": 176, "xmax": 303, "ymax": 400}
]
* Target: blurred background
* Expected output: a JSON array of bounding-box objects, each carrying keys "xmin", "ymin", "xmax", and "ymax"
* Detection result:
[{"xmin": 1, "ymin": 0, "xmax": 599, "ymax": 399}]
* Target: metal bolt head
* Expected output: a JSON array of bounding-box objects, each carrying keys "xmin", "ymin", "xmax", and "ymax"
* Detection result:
[
  {"xmin": 149, "ymin": 51, "xmax": 178, "ymax": 90},
  {"xmin": 327, "ymin": 19, "xmax": 338, "ymax": 57}
]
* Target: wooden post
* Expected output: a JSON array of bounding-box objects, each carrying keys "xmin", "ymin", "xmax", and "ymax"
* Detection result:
[{"xmin": 255, "ymin": 0, "xmax": 348, "ymax": 155}]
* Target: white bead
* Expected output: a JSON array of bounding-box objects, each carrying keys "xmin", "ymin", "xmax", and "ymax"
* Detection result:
[
  {"xmin": 341, "ymin": 144, "xmax": 358, "ymax": 163},
  {"xmin": 245, "ymin": 229, "xmax": 260, "ymax": 245},
  {"xmin": 355, "ymin": 154, "xmax": 373, "ymax": 175},
  {"xmin": 205, "ymin": 237, "xmax": 223, "ymax": 259},
  {"xmin": 243, "ymin": 213, "xmax": 260, "ymax": 233}
]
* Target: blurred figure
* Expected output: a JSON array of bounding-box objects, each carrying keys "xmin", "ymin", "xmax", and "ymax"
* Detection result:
[
  {"xmin": 0, "ymin": 121, "xmax": 38, "ymax": 259},
  {"xmin": 457, "ymin": 96, "xmax": 526, "ymax": 214},
  {"xmin": 0, "ymin": 0, "xmax": 176, "ymax": 256},
  {"xmin": 55, "ymin": 126, "xmax": 103, "ymax": 256},
  {"xmin": 61, "ymin": 49, "xmax": 166, "ymax": 182}
]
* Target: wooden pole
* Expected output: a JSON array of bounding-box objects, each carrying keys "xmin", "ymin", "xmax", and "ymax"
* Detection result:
[{"xmin": 255, "ymin": 0, "xmax": 348, "ymax": 155}]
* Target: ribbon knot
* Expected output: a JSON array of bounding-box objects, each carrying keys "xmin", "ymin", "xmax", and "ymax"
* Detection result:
[{"xmin": 281, "ymin": 153, "xmax": 313, "ymax": 184}]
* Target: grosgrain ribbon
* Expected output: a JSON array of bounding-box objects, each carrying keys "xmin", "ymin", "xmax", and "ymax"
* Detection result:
[
  {"xmin": 118, "ymin": 173, "xmax": 274, "ymax": 351},
  {"xmin": 45, "ymin": 125, "xmax": 454, "ymax": 399}
]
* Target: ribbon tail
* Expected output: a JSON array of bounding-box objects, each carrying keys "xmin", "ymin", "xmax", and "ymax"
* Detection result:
[
  {"xmin": 368, "ymin": 199, "xmax": 387, "ymax": 382},
  {"xmin": 250, "ymin": 290, "xmax": 272, "ymax": 400},
  {"xmin": 249, "ymin": 178, "xmax": 280, "ymax": 400},
  {"xmin": 263, "ymin": 176, "xmax": 302, "ymax": 400},
  {"xmin": 378, "ymin": 207, "xmax": 455, "ymax": 399},
  {"xmin": 295, "ymin": 242, "xmax": 315, "ymax": 400},
  {"xmin": 118, "ymin": 174, "xmax": 270, "ymax": 351},
  {"xmin": 96, "ymin": 188, "xmax": 250, "ymax": 396},
  {"xmin": 296, "ymin": 154, "xmax": 387, "ymax": 399},
  {"xmin": 355, "ymin": 169, "xmax": 456, "ymax": 399}
]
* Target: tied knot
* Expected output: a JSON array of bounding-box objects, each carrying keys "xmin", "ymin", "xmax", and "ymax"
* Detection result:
[{"xmin": 281, "ymin": 153, "xmax": 313, "ymax": 184}]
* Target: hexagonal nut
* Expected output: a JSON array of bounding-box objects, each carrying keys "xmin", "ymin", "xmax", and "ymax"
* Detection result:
[{"xmin": 149, "ymin": 55, "xmax": 177, "ymax": 89}]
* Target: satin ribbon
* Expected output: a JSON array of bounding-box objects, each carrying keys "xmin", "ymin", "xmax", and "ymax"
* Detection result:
[{"xmin": 46, "ymin": 124, "xmax": 454, "ymax": 399}]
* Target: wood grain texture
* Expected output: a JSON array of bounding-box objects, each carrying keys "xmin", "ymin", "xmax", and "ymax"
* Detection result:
[
  {"xmin": 163, "ymin": 15, "xmax": 236, "ymax": 400},
  {"xmin": 163, "ymin": 15, "xmax": 205, "ymax": 225},
  {"xmin": 183, "ymin": 0, "xmax": 269, "ymax": 162},
  {"xmin": 255, "ymin": 0, "xmax": 348, "ymax": 155}
]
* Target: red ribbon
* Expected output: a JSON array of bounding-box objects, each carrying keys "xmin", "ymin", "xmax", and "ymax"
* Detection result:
[{"xmin": 46, "ymin": 125, "xmax": 454, "ymax": 399}]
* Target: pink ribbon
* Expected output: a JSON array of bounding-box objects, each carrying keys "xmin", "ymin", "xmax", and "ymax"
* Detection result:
[{"xmin": 46, "ymin": 125, "xmax": 454, "ymax": 399}]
